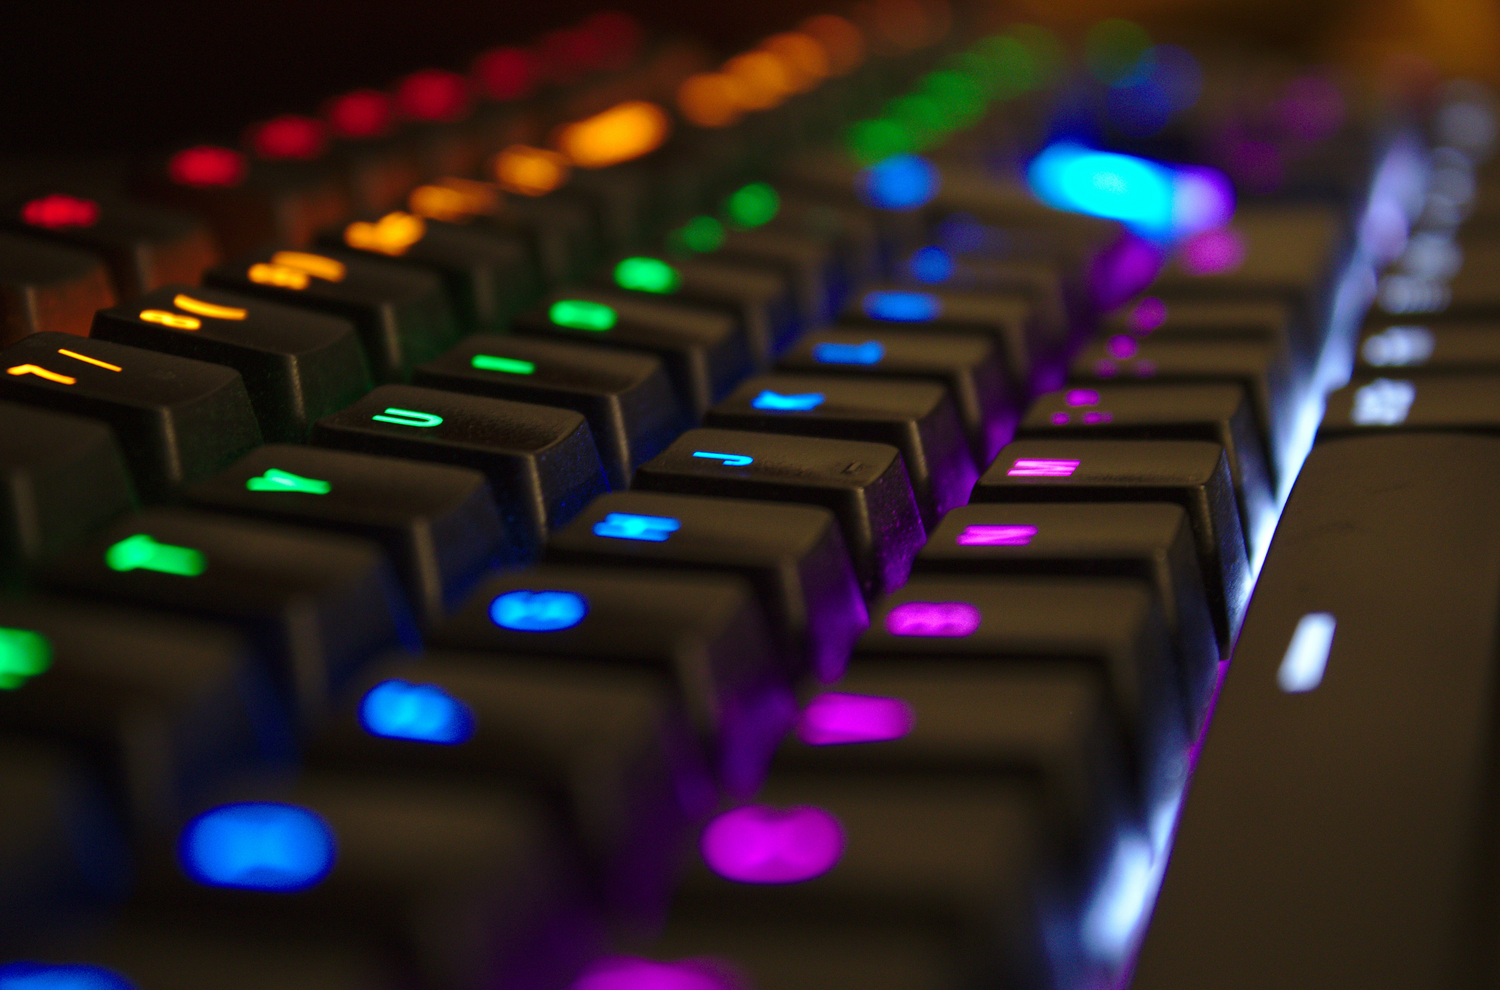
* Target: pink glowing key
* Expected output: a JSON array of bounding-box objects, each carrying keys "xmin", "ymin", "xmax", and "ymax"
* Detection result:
[
  {"xmin": 1051, "ymin": 411, "xmax": 1070, "ymax": 425},
  {"xmin": 956, "ymin": 524, "xmax": 1038, "ymax": 546},
  {"xmin": 798, "ymin": 692, "xmax": 915, "ymax": 745},
  {"xmin": 571, "ymin": 957, "xmax": 738, "ymax": 990},
  {"xmin": 1129, "ymin": 297, "xmax": 1167, "ymax": 333},
  {"xmin": 1007, "ymin": 458, "xmax": 1080, "ymax": 477},
  {"xmin": 1106, "ymin": 335, "xmax": 1138, "ymax": 359},
  {"xmin": 1082, "ymin": 411, "xmax": 1113, "ymax": 424},
  {"xmin": 886, "ymin": 601, "xmax": 982, "ymax": 637},
  {"xmin": 701, "ymin": 805, "xmax": 844, "ymax": 884},
  {"xmin": 1180, "ymin": 226, "xmax": 1246, "ymax": 275},
  {"xmin": 1066, "ymin": 389, "xmax": 1100, "ymax": 407}
]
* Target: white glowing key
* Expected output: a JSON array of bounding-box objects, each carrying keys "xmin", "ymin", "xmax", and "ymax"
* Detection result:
[
  {"xmin": 1361, "ymin": 326, "xmax": 1434, "ymax": 367},
  {"xmin": 1276, "ymin": 612, "xmax": 1337, "ymax": 693},
  {"xmin": 1351, "ymin": 378, "xmax": 1416, "ymax": 426}
]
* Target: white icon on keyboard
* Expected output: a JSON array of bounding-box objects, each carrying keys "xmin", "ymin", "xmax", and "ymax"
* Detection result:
[
  {"xmin": 1351, "ymin": 378, "xmax": 1416, "ymax": 426},
  {"xmin": 1361, "ymin": 326, "xmax": 1435, "ymax": 367}
]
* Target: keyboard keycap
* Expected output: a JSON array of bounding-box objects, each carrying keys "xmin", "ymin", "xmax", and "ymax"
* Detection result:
[
  {"xmin": 0, "ymin": 231, "xmax": 116, "ymax": 344},
  {"xmin": 717, "ymin": 227, "xmax": 842, "ymax": 325},
  {"xmin": 1320, "ymin": 372, "xmax": 1500, "ymax": 436},
  {"xmin": 547, "ymin": 491, "xmax": 868, "ymax": 681},
  {"xmin": 1354, "ymin": 317, "xmax": 1500, "ymax": 373},
  {"xmin": 634, "ymin": 427, "xmax": 925, "ymax": 596},
  {"xmin": 204, "ymin": 247, "xmax": 458, "ymax": 382},
  {"xmin": 312, "ymin": 384, "xmax": 607, "ymax": 559},
  {"xmin": 185, "ymin": 444, "xmax": 505, "ymax": 625},
  {"xmin": 0, "ymin": 332, "xmax": 261, "ymax": 499},
  {"xmin": 90, "ymin": 285, "xmax": 372, "ymax": 442}
]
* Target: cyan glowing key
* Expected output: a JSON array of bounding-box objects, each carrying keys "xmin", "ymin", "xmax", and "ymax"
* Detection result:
[
  {"xmin": 956, "ymin": 524, "xmax": 1038, "ymax": 546},
  {"xmin": 909, "ymin": 245, "xmax": 953, "ymax": 283},
  {"xmin": 1027, "ymin": 141, "xmax": 1232, "ymax": 239},
  {"xmin": 700, "ymin": 804, "xmax": 844, "ymax": 883},
  {"xmin": 886, "ymin": 601, "xmax": 982, "ymax": 637},
  {"xmin": 372, "ymin": 407, "xmax": 443, "ymax": 427},
  {"xmin": 360, "ymin": 679, "xmax": 474, "ymax": 744},
  {"xmin": 0, "ymin": 627, "xmax": 51, "ymax": 690},
  {"xmin": 0, "ymin": 963, "xmax": 136, "ymax": 990},
  {"xmin": 692, "ymin": 451, "xmax": 753, "ymax": 466},
  {"xmin": 798, "ymin": 692, "xmax": 914, "ymax": 745},
  {"xmin": 592, "ymin": 513, "xmax": 682, "ymax": 542},
  {"xmin": 813, "ymin": 340, "xmax": 884, "ymax": 365},
  {"xmin": 863, "ymin": 290, "xmax": 940, "ymax": 322},
  {"xmin": 245, "ymin": 468, "xmax": 331, "ymax": 494},
  {"xmin": 180, "ymin": 802, "xmax": 336, "ymax": 892},
  {"xmin": 858, "ymin": 153, "xmax": 940, "ymax": 210},
  {"xmin": 105, "ymin": 534, "xmax": 206, "ymax": 577},
  {"xmin": 550, "ymin": 299, "xmax": 617, "ymax": 332},
  {"xmin": 614, "ymin": 257, "xmax": 680, "ymax": 294},
  {"xmin": 490, "ymin": 590, "xmax": 588, "ymax": 631},
  {"xmin": 752, "ymin": 390, "xmax": 825, "ymax": 411},
  {"xmin": 471, "ymin": 354, "xmax": 536, "ymax": 375}
]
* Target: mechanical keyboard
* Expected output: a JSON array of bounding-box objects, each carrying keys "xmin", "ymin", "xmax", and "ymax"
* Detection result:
[{"xmin": 0, "ymin": 5, "xmax": 1496, "ymax": 988}]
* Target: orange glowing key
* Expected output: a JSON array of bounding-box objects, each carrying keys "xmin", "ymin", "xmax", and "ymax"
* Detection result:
[
  {"xmin": 6, "ymin": 364, "xmax": 76, "ymax": 385},
  {"xmin": 409, "ymin": 179, "xmax": 500, "ymax": 222},
  {"xmin": 677, "ymin": 74, "xmax": 744, "ymax": 128},
  {"xmin": 494, "ymin": 145, "xmax": 571, "ymax": 196},
  {"xmin": 57, "ymin": 348, "xmax": 122, "ymax": 372},
  {"xmin": 763, "ymin": 33, "xmax": 830, "ymax": 91},
  {"xmin": 140, "ymin": 310, "xmax": 202, "ymax": 331},
  {"xmin": 800, "ymin": 14, "xmax": 865, "ymax": 75},
  {"xmin": 344, "ymin": 212, "xmax": 426, "ymax": 256},
  {"xmin": 553, "ymin": 101, "xmax": 670, "ymax": 169},
  {"xmin": 722, "ymin": 52, "xmax": 793, "ymax": 110},
  {"xmin": 248, "ymin": 263, "xmax": 310, "ymax": 290},
  {"xmin": 173, "ymin": 295, "xmax": 247, "ymax": 320},
  {"xmin": 269, "ymin": 251, "xmax": 345, "ymax": 282}
]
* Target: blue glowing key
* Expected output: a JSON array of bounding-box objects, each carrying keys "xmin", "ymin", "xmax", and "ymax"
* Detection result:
[
  {"xmin": 592, "ymin": 512, "xmax": 682, "ymax": 542},
  {"xmin": 0, "ymin": 964, "xmax": 136, "ymax": 990},
  {"xmin": 751, "ymin": 390, "xmax": 825, "ymax": 411},
  {"xmin": 813, "ymin": 340, "xmax": 885, "ymax": 365},
  {"xmin": 693, "ymin": 451, "xmax": 753, "ymax": 466},
  {"xmin": 360, "ymin": 679, "xmax": 474, "ymax": 744},
  {"xmin": 180, "ymin": 802, "xmax": 336, "ymax": 892},
  {"xmin": 862, "ymin": 291, "xmax": 940, "ymax": 323},
  {"xmin": 490, "ymin": 589, "xmax": 588, "ymax": 631},
  {"xmin": 908, "ymin": 246, "xmax": 953, "ymax": 283},
  {"xmin": 858, "ymin": 154, "xmax": 940, "ymax": 210}
]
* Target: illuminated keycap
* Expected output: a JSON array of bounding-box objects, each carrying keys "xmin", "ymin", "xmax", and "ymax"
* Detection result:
[
  {"xmin": 700, "ymin": 804, "xmax": 844, "ymax": 883},
  {"xmin": 0, "ymin": 963, "xmax": 135, "ymax": 990},
  {"xmin": 360, "ymin": 679, "xmax": 474, "ymax": 743},
  {"xmin": 248, "ymin": 114, "xmax": 327, "ymax": 160},
  {"xmin": 1067, "ymin": 389, "xmax": 1101, "ymax": 407},
  {"xmin": 268, "ymin": 251, "xmax": 345, "ymax": 282},
  {"xmin": 797, "ymin": 692, "xmax": 914, "ymax": 744},
  {"xmin": 812, "ymin": 340, "xmax": 884, "ymax": 365},
  {"xmin": 344, "ymin": 212, "xmax": 426, "ymax": 256},
  {"xmin": 470, "ymin": 354, "xmax": 535, "ymax": 375},
  {"xmin": 6, "ymin": 364, "xmax": 75, "ymax": 385},
  {"xmin": 1026, "ymin": 141, "xmax": 1232, "ymax": 239},
  {"xmin": 862, "ymin": 290, "xmax": 940, "ymax": 322},
  {"xmin": 247, "ymin": 263, "xmax": 309, "ymax": 289},
  {"xmin": 1277, "ymin": 612, "xmax": 1337, "ymax": 693},
  {"xmin": 908, "ymin": 245, "xmax": 953, "ymax": 283},
  {"xmin": 549, "ymin": 299, "xmax": 617, "ymax": 331},
  {"xmin": 324, "ymin": 89, "xmax": 393, "ymax": 139},
  {"xmin": 57, "ymin": 348, "xmax": 121, "ymax": 372},
  {"xmin": 139, "ymin": 310, "xmax": 201, "ymax": 330},
  {"xmin": 858, "ymin": 154, "xmax": 939, "ymax": 210},
  {"xmin": 751, "ymin": 390, "xmax": 825, "ymax": 411},
  {"xmin": 180, "ymin": 802, "xmax": 335, "ymax": 891},
  {"xmin": 1351, "ymin": 378, "xmax": 1416, "ymax": 426},
  {"xmin": 0, "ymin": 627, "xmax": 51, "ymax": 689},
  {"xmin": 1007, "ymin": 458, "xmax": 1081, "ymax": 477},
  {"xmin": 493, "ymin": 145, "xmax": 570, "ymax": 196},
  {"xmin": 21, "ymin": 193, "xmax": 100, "ymax": 229},
  {"xmin": 173, "ymin": 294, "xmax": 247, "ymax": 320},
  {"xmin": 489, "ymin": 589, "xmax": 588, "ymax": 631},
  {"xmin": 591, "ymin": 512, "xmax": 682, "ymax": 542},
  {"xmin": 555, "ymin": 101, "xmax": 671, "ymax": 169},
  {"xmin": 371, "ymin": 407, "xmax": 443, "ymax": 428},
  {"xmin": 725, "ymin": 182, "xmax": 780, "ymax": 229},
  {"xmin": 1362, "ymin": 326, "xmax": 1435, "ymax": 367},
  {"xmin": 885, "ymin": 601, "xmax": 982, "ymax": 637},
  {"xmin": 955, "ymin": 524, "xmax": 1038, "ymax": 546},
  {"xmin": 169, "ymin": 146, "xmax": 247, "ymax": 187},
  {"xmin": 104, "ymin": 534, "xmax": 206, "ymax": 577},
  {"xmin": 668, "ymin": 216, "xmax": 725, "ymax": 254},
  {"xmin": 572, "ymin": 957, "xmax": 734, "ymax": 990},
  {"xmin": 691, "ymin": 450, "xmax": 753, "ymax": 466},
  {"xmin": 245, "ymin": 468, "xmax": 331, "ymax": 495},
  {"xmin": 614, "ymin": 257, "xmax": 680, "ymax": 294}
]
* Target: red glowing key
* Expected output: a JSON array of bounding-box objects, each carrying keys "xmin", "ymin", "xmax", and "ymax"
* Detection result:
[
  {"xmin": 582, "ymin": 11, "xmax": 643, "ymax": 69},
  {"xmin": 169, "ymin": 146, "xmax": 247, "ymax": 188},
  {"xmin": 473, "ymin": 46, "xmax": 539, "ymax": 101},
  {"xmin": 21, "ymin": 194, "xmax": 99, "ymax": 229},
  {"xmin": 396, "ymin": 69, "xmax": 471, "ymax": 123},
  {"xmin": 326, "ymin": 90, "xmax": 394, "ymax": 139},
  {"xmin": 249, "ymin": 115, "xmax": 328, "ymax": 160}
]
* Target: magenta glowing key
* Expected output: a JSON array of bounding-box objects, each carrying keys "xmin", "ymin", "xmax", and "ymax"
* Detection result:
[
  {"xmin": 1106, "ymin": 335, "xmax": 1139, "ymax": 359},
  {"xmin": 1008, "ymin": 458, "xmax": 1080, "ymax": 477},
  {"xmin": 886, "ymin": 601, "xmax": 982, "ymax": 637},
  {"xmin": 1082, "ymin": 411, "xmax": 1113, "ymax": 424},
  {"xmin": 571, "ymin": 957, "xmax": 737, "ymax": 990},
  {"xmin": 1051, "ymin": 411, "xmax": 1070, "ymax": 425},
  {"xmin": 956, "ymin": 524, "xmax": 1038, "ymax": 546},
  {"xmin": 700, "ymin": 805, "xmax": 844, "ymax": 884},
  {"xmin": 1129, "ymin": 297, "xmax": 1167, "ymax": 332},
  {"xmin": 1180, "ymin": 226, "xmax": 1246, "ymax": 275},
  {"xmin": 798, "ymin": 692, "xmax": 915, "ymax": 745},
  {"xmin": 1066, "ymin": 389, "xmax": 1100, "ymax": 407}
]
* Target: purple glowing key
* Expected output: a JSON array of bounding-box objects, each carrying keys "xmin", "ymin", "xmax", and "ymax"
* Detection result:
[
  {"xmin": 571, "ymin": 956, "xmax": 738, "ymax": 990},
  {"xmin": 956, "ymin": 523, "xmax": 1038, "ymax": 546},
  {"xmin": 1007, "ymin": 458, "xmax": 1080, "ymax": 477},
  {"xmin": 885, "ymin": 601, "xmax": 982, "ymax": 637},
  {"xmin": 1067, "ymin": 389, "xmax": 1100, "ymax": 407},
  {"xmin": 1180, "ymin": 226, "xmax": 1246, "ymax": 275},
  {"xmin": 1082, "ymin": 411, "xmax": 1113, "ymax": 424},
  {"xmin": 700, "ymin": 805, "xmax": 844, "ymax": 884},
  {"xmin": 1106, "ymin": 335, "xmax": 1139, "ymax": 360},
  {"xmin": 798, "ymin": 692, "xmax": 915, "ymax": 745},
  {"xmin": 1129, "ymin": 297, "xmax": 1167, "ymax": 333},
  {"xmin": 1051, "ymin": 411, "xmax": 1070, "ymax": 425}
]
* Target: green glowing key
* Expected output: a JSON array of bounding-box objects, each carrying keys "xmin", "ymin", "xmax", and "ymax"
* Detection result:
[
  {"xmin": 371, "ymin": 407, "xmax": 443, "ymax": 427},
  {"xmin": 669, "ymin": 216, "xmax": 725, "ymax": 254},
  {"xmin": 726, "ymin": 182, "xmax": 780, "ymax": 229},
  {"xmin": 105, "ymin": 533, "xmax": 207, "ymax": 577},
  {"xmin": 0, "ymin": 628, "xmax": 51, "ymax": 689},
  {"xmin": 471, "ymin": 354, "xmax": 536, "ymax": 375},
  {"xmin": 550, "ymin": 300, "xmax": 617, "ymax": 332},
  {"xmin": 245, "ymin": 468, "xmax": 332, "ymax": 495},
  {"xmin": 614, "ymin": 257, "xmax": 681, "ymax": 294}
]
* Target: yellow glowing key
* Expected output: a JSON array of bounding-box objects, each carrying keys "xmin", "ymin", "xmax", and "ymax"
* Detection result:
[
  {"xmin": 344, "ymin": 212, "xmax": 426, "ymax": 256},
  {"xmin": 269, "ymin": 251, "xmax": 345, "ymax": 282},
  {"xmin": 494, "ymin": 145, "xmax": 570, "ymax": 196},
  {"xmin": 173, "ymin": 294, "xmax": 247, "ymax": 320},
  {"xmin": 140, "ymin": 310, "xmax": 202, "ymax": 331},
  {"xmin": 57, "ymin": 349, "xmax": 122, "ymax": 372},
  {"xmin": 554, "ymin": 101, "xmax": 671, "ymax": 169},
  {"xmin": 409, "ymin": 178, "xmax": 500, "ymax": 222},
  {"xmin": 248, "ymin": 263, "xmax": 309, "ymax": 290},
  {"xmin": 677, "ymin": 73, "xmax": 744, "ymax": 128},
  {"xmin": 6, "ymin": 364, "xmax": 75, "ymax": 385}
]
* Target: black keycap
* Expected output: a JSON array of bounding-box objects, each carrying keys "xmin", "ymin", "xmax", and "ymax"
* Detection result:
[
  {"xmin": 307, "ymin": 648, "xmax": 707, "ymax": 917},
  {"xmin": 973, "ymin": 439, "xmax": 1250, "ymax": 645},
  {"xmin": 90, "ymin": 285, "xmax": 372, "ymax": 442},
  {"xmin": 511, "ymin": 290, "xmax": 753, "ymax": 419},
  {"xmin": 0, "ymin": 597, "xmax": 291, "ymax": 827},
  {"xmin": 602, "ymin": 253, "xmax": 800, "ymax": 366},
  {"xmin": 5, "ymin": 192, "xmax": 218, "ymax": 299},
  {"xmin": 913, "ymin": 253, "xmax": 1074, "ymax": 350},
  {"xmin": 1132, "ymin": 433, "xmax": 1500, "ymax": 990},
  {"xmin": 501, "ymin": 190, "xmax": 600, "ymax": 284},
  {"xmin": 634, "ymin": 428, "xmax": 925, "ymax": 596},
  {"xmin": 0, "ymin": 231, "xmax": 116, "ymax": 344},
  {"xmin": 717, "ymin": 227, "xmax": 842, "ymax": 325},
  {"xmin": 413, "ymin": 335, "xmax": 684, "ymax": 490},
  {"xmin": 204, "ymin": 247, "xmax": 458, "ymax": 382},
  {"xmin": 1320, "ymin": 372, "xmax": 1500, "ymax": 437},
  {"xmin": 1103, "ymin": 296, "xmax": 1294, "ymax": 353},
  {"xmin": 0, "ymin": 332, "xmax": 261, "ymax": 499},
  {"xmin": 705, "ymin": 373, "xmax": 977, "ymax": 525},
  {"xmin": 779, "ymin": 324, "xmax": 1017, "ymax": 465},
  {"xmin": 430, "ymin": 565, "xmax": 791, "ymax": 797},
  {"xmin": 0, "ymin": 401, "xmax": 134, "ymax": 570},
  {"xmin": 186, "ymin": 444, "xmax": 505, "ymax": 625},
  {"xmin": 917, "ymin": 502, "xmax": 1220, "ymax": 732},
  {"xmin": 406, "ymin": 177, "xmax": 594, "ymax": 287},
  {"xmin": 332, "ymin": 135, "xmax": 426, "ymax": 213},
  {"xmin": 1354, "ymin": 318, "xmax": 1500, "ymax": 373},
  {"xmin": 318, "ymin": 210, "xmax": 538, "ymax": 329},
  {"xmin": 775, "ymin": 194, "xmax": 883, "ymax": 289},
  {"xmin": 568, "ymin": 164, "xmax": 652, "ymax": 252},
  {"xmin": 1020, "ymin": 383, "xmax": 1275, "ymax": 556},
  {"xmin": 546, "ymin": 491, "xmax": 867, "ymax": 682},
  {"xmin": 39, "ymin": 508, "xmax": 414, "ymax": 719},
  {"xmin": 312, "ymin": 384, "xmax": 607, "ymax": 559}
]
